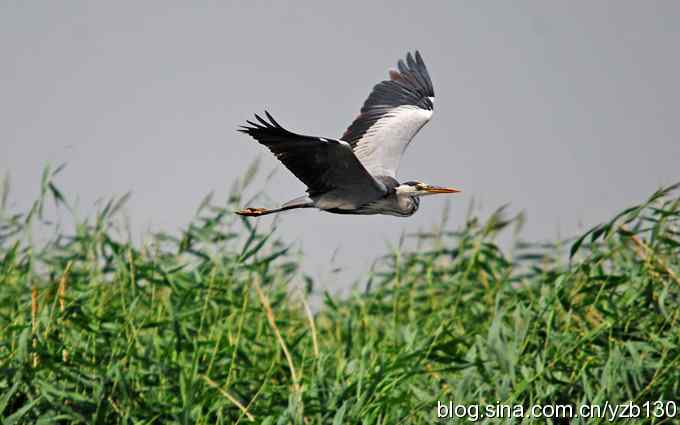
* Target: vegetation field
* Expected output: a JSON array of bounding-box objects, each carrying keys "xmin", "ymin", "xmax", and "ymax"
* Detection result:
[{"xmin": 1, "ymin": 168, "xmax": 679, "ymax": 424}]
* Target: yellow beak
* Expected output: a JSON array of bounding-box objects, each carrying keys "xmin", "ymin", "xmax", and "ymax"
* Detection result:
[{"xmin": 423, "ymin": 185, "xmax": 462, "ymax": 194}]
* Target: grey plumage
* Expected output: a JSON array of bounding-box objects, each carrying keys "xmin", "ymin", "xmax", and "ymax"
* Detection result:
[
  {"xmin": 238, "ymin": 112, "xmax": 387, "ymax": 210},
  {"xmin": 235, "ymin": 51, "xmax": 460, "ymax": 218}
]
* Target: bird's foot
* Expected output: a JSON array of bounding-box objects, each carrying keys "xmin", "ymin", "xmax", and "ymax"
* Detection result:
[{"xmin": 235, "ymin": 207, "xmax": 269, "ymax": 217}]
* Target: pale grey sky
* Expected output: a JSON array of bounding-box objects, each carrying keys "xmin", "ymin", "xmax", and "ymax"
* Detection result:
[{"xmin": 2, "ymin": 2, "xmax": 679, "ymax": 289}]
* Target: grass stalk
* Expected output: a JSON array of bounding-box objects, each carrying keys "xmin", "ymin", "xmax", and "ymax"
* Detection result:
[
  {"xmin": 202, "ymin": 375, "xmax": 255, "ymax": 422},
  {"xmin": 58, "ymin": 261, "xmax": 73, "ymax": 362},
  {"xmin": 253, "ymin": 280, "xmax": 300, "ymax": 395},
  {"xmin": 301, "ymin": 292, "xmax": 319, "ymax": 359}
]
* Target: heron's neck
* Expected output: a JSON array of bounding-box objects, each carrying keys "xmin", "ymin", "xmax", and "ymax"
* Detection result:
[{"xmin": 396, "ymin": 192, "xmax": 419, "ymax": 215}]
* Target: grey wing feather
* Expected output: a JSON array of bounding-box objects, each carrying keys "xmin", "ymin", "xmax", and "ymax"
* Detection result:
[
  {"xmin": 239, "ymin": 112, "xmax": 386, "ymax": 206},
  {"xmin": 341, "ymin": 51, "xmax": 435, "ymax": 178}
]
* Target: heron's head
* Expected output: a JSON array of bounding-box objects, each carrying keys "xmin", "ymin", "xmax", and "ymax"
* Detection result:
[{"xmin": 396, "ymin": 181, "xmax": 461, "ymax": 197}]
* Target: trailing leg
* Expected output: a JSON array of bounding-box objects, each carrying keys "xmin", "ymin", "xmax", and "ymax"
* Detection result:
[{"xmin": 235, "ymin": 198, "xmax": 314, "ymax": 217}]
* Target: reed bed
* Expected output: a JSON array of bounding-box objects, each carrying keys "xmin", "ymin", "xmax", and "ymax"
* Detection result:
[{"xmin": 1, "ymin": 167, "xmax": 679, "ymax": 424}]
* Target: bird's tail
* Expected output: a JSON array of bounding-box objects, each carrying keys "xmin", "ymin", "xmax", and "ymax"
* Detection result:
[{"xmin": 235, "ymin": 196, "xmax": 314, "ymax": 217}]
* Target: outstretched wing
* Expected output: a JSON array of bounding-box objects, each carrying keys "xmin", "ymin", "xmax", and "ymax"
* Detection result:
[
  {"xmin": 239, "ymin": 112, "xmax": 386, "ymax": 204},
  {"xmin": 341, "ymin": 51, "xmax": 435, "ymax": 178}
]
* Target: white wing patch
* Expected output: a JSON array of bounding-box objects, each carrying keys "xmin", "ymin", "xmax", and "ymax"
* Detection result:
[
  {"xmin": 341, "ymin": 51, "xmax": 436, "ymax": 179},
  {"xmin": 352, "ymin": 105, "xmax": 433, "ymax": 178}
]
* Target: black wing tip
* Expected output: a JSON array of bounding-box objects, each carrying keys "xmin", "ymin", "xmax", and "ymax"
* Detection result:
[
  {"xmin": 405, "ymin": 50, "xmax": 424, "ymax": 67},
  {"xmin": 238, "ymin": 110, "xmax": 284, "ymax": 134},
  {"xmin": 393, "ymin": 50, "xmax": 434, "ymax": 98}
]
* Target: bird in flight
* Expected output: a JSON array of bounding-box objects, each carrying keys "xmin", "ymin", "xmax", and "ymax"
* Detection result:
[{"xmin": 236, "ymin": 51, "xmax": 460, "ymax": 218}]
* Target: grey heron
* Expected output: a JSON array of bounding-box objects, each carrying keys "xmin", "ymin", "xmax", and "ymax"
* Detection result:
[{"xmin": 236, "ymin": 51, "xmax": 460, "ymax": 218}]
